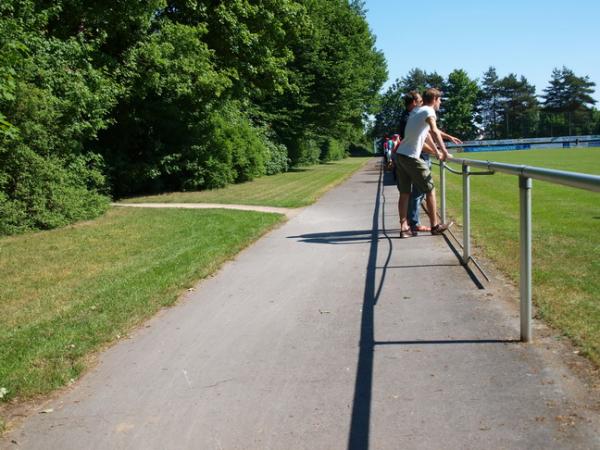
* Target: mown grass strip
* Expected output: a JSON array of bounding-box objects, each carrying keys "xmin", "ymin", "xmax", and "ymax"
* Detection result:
[
  {"xmin": 1, "ymin": 155, "xmax": 370, "ymax": 413},
  {"xmin": 0, "ymin": 208, "xmax": 283, "ymax": 403},
  {"xmin": 437, "ymin": 148, "xmax": 600, "ymax": 364},
  {"xmin": 123, "ymin": 157, "xmax": 371, "ymax": 207}
]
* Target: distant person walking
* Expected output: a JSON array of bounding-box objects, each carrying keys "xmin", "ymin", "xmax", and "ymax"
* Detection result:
[
  {"xmin": 382, "ymin": 134, "xmax": 393, "ymax": 170},
  {"xmin": 394, "ymin": 88, "xmax": 452, "ymax": 238}
]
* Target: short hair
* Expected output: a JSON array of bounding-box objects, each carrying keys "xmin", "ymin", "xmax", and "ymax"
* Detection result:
[
  {"xmin": 403, "ymin": 91, "xmax": 421, "ymax": 109},
  {"xmin": 423, "ymin": 88, "xmax": 442, "ymax": 103}
]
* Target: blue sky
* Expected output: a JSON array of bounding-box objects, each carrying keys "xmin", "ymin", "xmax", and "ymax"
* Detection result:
[{"xmin": 364, "ymin": 0, "xmax": 600, "ymax": 103}]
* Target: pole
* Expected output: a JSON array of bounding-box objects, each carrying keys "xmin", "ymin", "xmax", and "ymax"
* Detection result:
[
  {"xmin": 462, "ymin": 164, "xmax": 470, "ymax": 264},
  {"xmin": 440, "ymin": 161, "xmax": 446, "ymax": 223},
  {"xmin": 519, "ymin": 176, "xmax": 533, "ymax": 341}
]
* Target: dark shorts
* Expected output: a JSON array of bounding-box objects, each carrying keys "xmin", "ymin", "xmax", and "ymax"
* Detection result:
[{"xmin": 394, "ymin": 154, "xmax": 435, "ymax": 194}]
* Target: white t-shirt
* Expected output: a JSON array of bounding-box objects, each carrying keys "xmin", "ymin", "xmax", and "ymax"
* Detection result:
[{"xmin": 395, "ymin": 106, "xmax": 436, "ymax": 159}]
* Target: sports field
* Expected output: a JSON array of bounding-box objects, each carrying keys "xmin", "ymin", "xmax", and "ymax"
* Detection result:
[{"xmin": 436, "ymin": 147, "xmax": 600, "ymax": 364}]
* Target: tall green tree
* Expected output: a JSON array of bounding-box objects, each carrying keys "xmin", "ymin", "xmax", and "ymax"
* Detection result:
[
  {"xmin": 0, "ymin": 0, "xmax": 116, "ymax": 234},
  {"xmin": 541, "ymin": 66, "xmax": 597, "ymax": 135},
  {"xmin": 542, "ymin": 66, "xmax": 596, "ymax": 112},
  {"xmin": 439, "ymin": 69, "xmax": 480, "ymax": 139},
  {"xmin": 398, "ymin": 68, "xmax": 444, "ymax": 93},
  {"xmin": 478, "ymin": 67, "xmax": 502, "ymax": 139},
  {"xmin": 0, "ymin": 0, "xmax": 387, "ymax": 233},
  {"xmin": 372, "ymin": 68, "xmax": 442, "ymax": 138},
  {"xmin": 267, "ymin": 0, "xmax": 386, "ymax": 164},
  {"xmin": 496, "ymin": 74, "xmax": 539, "ymax": 138}
]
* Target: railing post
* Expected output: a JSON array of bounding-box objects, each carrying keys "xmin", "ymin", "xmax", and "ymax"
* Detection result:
[
  {"xmin": 440, "ymin": 161, "xmax": 446, "ymax": 223},
  {"xmin": 519, "ymin": 176, "xmax": 533, "ymax": 342},
  {"xmin": 462, "ymin": 164, "xmax": 471, "ymax": 264}
]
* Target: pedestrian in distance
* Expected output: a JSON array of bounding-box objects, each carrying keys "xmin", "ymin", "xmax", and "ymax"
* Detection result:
[{"xmin": 382, "ymin": 134, "xmax": 393, "ymax": 171}]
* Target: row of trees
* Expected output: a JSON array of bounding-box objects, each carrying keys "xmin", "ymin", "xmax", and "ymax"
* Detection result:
[
  {"xmin": 0, "ymin": 0, "xmax": 387, "ymax": 235},
  {"xmin": 373, "ymin": 66, "xmax": 599, "ymax": 141}
]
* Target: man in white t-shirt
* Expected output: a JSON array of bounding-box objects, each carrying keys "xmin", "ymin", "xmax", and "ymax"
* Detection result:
[{"xmin": 394, "ymin": 88, "xmax": 452, "ymax": 238}]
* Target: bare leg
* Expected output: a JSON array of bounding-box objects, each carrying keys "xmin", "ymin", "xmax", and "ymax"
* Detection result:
[
  {"xmin": 399, "ymin": 192, "xmax": 410, "ymax": 231},
  {"xmin": 425, "ymin": 188, "xmax": 439, "ymax": 228}
]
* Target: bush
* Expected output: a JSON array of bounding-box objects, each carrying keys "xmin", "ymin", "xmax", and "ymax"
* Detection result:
[
  {"xmin": 287, "ymin": 137, "xmax": 320, "ymax": 166},
  {"xmin": 348, "ymin": 142, "xmax": 373, "ymax": 157},
  {"xmin": 147, "ymin": 104, "xmax": 273, "ymax": 192},
  {"xmin": 263, "ymin": 136, "xmax": 289, "ymax": 175},
  {"xmin": 0, "ymin": 144, "xmax": 110, "ymax": 235},
  {"xmin": 320, "ymin": 137, "xmax": 346, "ymax": 162},
  {"xmin": 0, "ymin": 20, "xmax": 116, "ymax": 235}
]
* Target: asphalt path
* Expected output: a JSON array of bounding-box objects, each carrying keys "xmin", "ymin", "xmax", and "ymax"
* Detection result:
[{"xmin": 3, "ymin": 158, "xmax": 599, "ymax": 449}]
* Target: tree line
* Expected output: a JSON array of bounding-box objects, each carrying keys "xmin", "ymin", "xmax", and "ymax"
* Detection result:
[
  {"xmin": 0, "ymin": 0, "xmax": 387, "ymax": 235},
  {"xmin": 373, "ymin": 66, "xmax": 599, "ymax": 141}
]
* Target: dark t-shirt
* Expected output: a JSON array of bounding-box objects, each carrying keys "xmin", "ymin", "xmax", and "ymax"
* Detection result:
[{"xmin": 398, "ymin": 110, "xmax": 410, "ymax": 140}]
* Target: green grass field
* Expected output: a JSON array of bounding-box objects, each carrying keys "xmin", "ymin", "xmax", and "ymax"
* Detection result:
[
  {"xmin": 437, "ymin": 147, "xmax": 600, "ymax": 363},
  {"xmin": 123, "ymin": 157, "xmax": 371, "ymax": 207},
  {"xmin": 0, "ymin": 156, "xmax": 369, "ymax": 418},
  {"xmin": 0, "ymin": 209, "xmax": 283, "ymax": 406}
]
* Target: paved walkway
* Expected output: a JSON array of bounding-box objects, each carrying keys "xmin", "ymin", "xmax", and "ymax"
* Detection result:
[{"xmin": 4, "ymin": 159, "xmax": 600, "ymax": 449}]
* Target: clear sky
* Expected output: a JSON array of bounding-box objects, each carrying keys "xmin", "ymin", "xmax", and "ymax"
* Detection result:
[{"xmin": 363, "ymin": 0, "xmax": 600, "ymax": 103}]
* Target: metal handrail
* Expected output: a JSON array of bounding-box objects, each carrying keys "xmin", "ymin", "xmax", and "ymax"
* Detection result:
[
  {"xmin": 438, "ymin": 157, "xmax": 600, "ymax": 342},
  {"xmin": 449, "ymin": 157, "xmax": 600, "ymax": 192}
]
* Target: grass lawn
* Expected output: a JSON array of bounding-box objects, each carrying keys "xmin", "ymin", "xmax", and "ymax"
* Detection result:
[
  {"xmin": 437, "ymin": 147, "xmax": 600, "ymax": 364},
  {"xmin": 0, "ymin": 155, "xmax": 370, "ymax": 426},
  {"xmin": 122, "ymin": 156, "xmax": 371, "ymax": 207},
  {"xmin": 0, "ymin": 207, "xmax": 283, "ymax": 410}
]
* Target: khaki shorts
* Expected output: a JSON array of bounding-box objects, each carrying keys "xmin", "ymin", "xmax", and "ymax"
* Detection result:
[{"xmin": 394, "ymin": 154, "xmax": 435, "ymax": 194}]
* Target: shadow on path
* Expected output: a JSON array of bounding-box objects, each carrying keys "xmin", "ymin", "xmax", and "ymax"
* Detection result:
[{"xmin": 290, "ymin": 161, "xmax": 517, "ymax": 449}]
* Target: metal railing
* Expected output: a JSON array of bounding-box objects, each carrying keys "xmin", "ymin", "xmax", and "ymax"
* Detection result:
[{"xmin": 438, "ymin": 157, "xmax": 600, "ymax": 342}]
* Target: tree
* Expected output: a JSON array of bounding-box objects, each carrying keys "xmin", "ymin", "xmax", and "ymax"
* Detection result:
[
  {"xmin": 541, "ymin": 66, "xmax": 597, "ymax": 135},
  {"xmin": 439, "ymin": 69, "xmax": 480, "ymax": 139},
  {"xmin": 266, "ymin": 0, "xmax": 387, "ymax": 164},
  {"xmin": 478, "ymin": 67, "xmax": 502, "ymax": 139},
  {"xmin": 0, "ymin": 0, "xmax": 115, "ymax": 234},
  {"xmin": 372, "ymin": 68, "xmax": 443, "ymax": 138},
  {"xmin": 542, "ymin": 66, "xmax": 596, "ymax": 112},
  {"xmin": 398, "ymin": 68, "xmax": 444, "ymax": 93},
  {"xmin": 0, "ymin": 0, "xmax": 387, "ymax": 233},
  {"xmin": 496, "ymin": 74, "xmax": 539, "ymax": 138}
]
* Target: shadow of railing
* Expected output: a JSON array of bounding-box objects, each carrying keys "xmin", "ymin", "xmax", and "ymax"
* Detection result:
[
  {"xmin": 344, "ymin": 160, "xmax": 383, "ymax": 450},
  {"xmin": 289, "ymin": 160, "xmax": 516, "ymax": 449}
]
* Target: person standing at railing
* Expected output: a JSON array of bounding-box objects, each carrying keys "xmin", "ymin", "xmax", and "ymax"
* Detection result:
[
  {"xmin": 407, "ymin": 115, "xmax": 463, "ymax": 234},
  {"xmin": 394, "ymin": 88, "xmax": 452, "ymax": 238}
]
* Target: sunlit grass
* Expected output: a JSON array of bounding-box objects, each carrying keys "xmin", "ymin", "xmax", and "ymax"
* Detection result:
[
  {"xmin": 0, "ymin": 208, "xmax": 283, "ymax": 402},
  {"xmin": 0, "ymin": 155, "xmax": 371, "ymax": 409},
  {"xmin": 437, "ymin": 147, "xmax": 600, "ymax": 363},
  {"xmin": 123, "ymin": 157, "xmax": 371, "ymax": 207}
]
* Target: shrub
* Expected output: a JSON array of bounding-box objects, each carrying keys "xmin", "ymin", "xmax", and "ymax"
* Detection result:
[
  {"xmin": 0, "ymin": 144, "xmax": 109, "ymax": 235},
  {"xmin": 263, "ymin": 138, "xmax": 289, "ymax": 175},
  {"xmin": 287, "ymin": 137, "xmax": 320, "ymax": 166},
  {"xmin": 320, "ymin": 137, "xmax": 346, "ymax": 162},
  {"xmin": 0, "ymin": 20, "xmax": 116, "ymax": 235}
]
